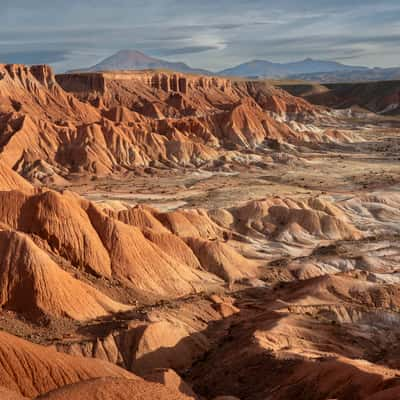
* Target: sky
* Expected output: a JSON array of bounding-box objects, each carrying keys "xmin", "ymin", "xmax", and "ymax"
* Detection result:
[{"xmin": 1, "ymin": 0, "xmax": 400, "ymax": 72}]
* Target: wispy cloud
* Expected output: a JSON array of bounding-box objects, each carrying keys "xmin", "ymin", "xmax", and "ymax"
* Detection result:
[
  {"xmin": 0, "ymin": 50, "xmax": 70, "ymax": 64},
  {"xmin": 155, "ymin": 46, "xmax": 221, "ymax": 56},
  {"xmin": 1, "ymin": 0, "xmax": 400, "ymax": 71}
]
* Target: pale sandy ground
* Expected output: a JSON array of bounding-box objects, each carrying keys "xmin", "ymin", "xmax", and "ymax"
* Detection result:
[{"xmin": 59, "ymin": 121, "xmax": 400, "ymax": 212}]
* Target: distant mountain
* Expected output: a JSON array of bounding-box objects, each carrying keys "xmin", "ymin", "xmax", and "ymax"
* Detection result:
[
  {"xmin": 218, "ymin": 58, "xmax": 368, "ymax": 78},
  {"xmin": 69, "ymin": 51, "xmax": 400, "ymax": 83},
  {"xmin": 287, "ymin": 67, "xmax": 400, "ymax": 83},
  {"xmin": 70, "ymin": 50, "xmax": 211, "ymax": 75}
]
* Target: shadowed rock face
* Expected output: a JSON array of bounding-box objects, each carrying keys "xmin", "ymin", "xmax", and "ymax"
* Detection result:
[
  {"xmin": 278, "ymin": 80, "xmax": 400, "ymax": 115},
  {"xmin": 0, "ymin": 160, "xmax": 32, "ymax": 193},
  {"xmin": 0, "ymin": 330, "xmax": 134, "ymax": 398},
  {"xmin": 0, "ymin": 330, "xmax": 194, "ymax": 400}
]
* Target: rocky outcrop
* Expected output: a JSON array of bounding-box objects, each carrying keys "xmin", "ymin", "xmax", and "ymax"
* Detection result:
[
  {"xmin": 229, "ymin": 196, "xmax": 362, "ymax": 242},
  {"xmin": 0, "ymin": 229, "xmax": 129, "ymax": 320},
  {"xmin": 0, "ymin": 162, "xmax": 233, "ymax": 318},
  {"xmin": 58, "ymin": 71, "xmax": 234, "ymax": 97},
  {"xmin": 185, "ymin": 237, "xmax": 259, "ymax": 283},
  {"xmin": 0, "ymin": 330, "xmax": 192, "ymax": 399},
  {"xmin": 0, "ymin": 331, "xmax": 134, "ymax": 398},
  {"xmin": 37, "ymin": 377, "xmax": 193, "ymax": 400},
  {"xmin": 70, "ymin": 68, "xmax": 322, "ymax": 123},
  {"xmin": 55, "ymin": 294, "xmax": 236, "ymax": 372},
  {"xmin": 0, "ymin": 64, "xmax": 342, "ymax": 179},
  {"xmin": 0, "ymin": 160, "xmax": 33, "ymax": 193},
  {"xmin": 87, "ymin": 205, "xmax": 220, "ymax": 296},
  {"xmin": 281, "ymin": 80, "xmax": 400, "ymax": 115}
]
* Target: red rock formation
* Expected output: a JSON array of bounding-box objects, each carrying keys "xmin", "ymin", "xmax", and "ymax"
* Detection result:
[
  {"xmin": 87, "ymin": 205, "xmax": 219, "ymax": 297},
  {"xmin": 0, "ymin": 64, "xmax": 333, "ymax": 179},
  {"xmin": 0, "ymin": 387, "xmax": 28, "ymax": 400},
  {"xmin": 0, "ymin": 330, "xmax": 134, "ymax": 398},
  {"xmin": 56, "ymin": 70, "xmax": 315, "ymax": 117},
  {"xmin": 0, "ymin": 330, "xmax": 192, "ymax": 399},
  {"xmin": 185, "ymin": 237, "xmax": 259, "ymax": 283},
  {"xmin": 0, "ymin": 160, "xmax": 33, "ymax": 192},
  {"xmin": 37, "ymin": 377, "xmax": 193, "ymax": 400},
  {"xmin": 0, "ymin": 229, "xmax": 129, "ymax": 320},
  {"xmin": 281, "ymin": 80, "xmax": 400, "ymax": 115},
  {"xmin": 230, "ymin": 196, "xmax": 362, "ymax": 241}
]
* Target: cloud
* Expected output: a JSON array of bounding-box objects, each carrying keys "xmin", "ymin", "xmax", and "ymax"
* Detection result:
[
  {"xmin": 0, "ymin": 50, "xmax": 69, "ymax": 65},
  {"xmin": 155, "ymin": 46, "xmax": 221, "ymax": 56},
  {"xmin": 1, "ymin": 0, "xmax": 400, "ymax": 71}
]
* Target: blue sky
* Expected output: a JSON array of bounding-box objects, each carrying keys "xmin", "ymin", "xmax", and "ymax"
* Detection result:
[{"xmin": 1, "ymin": 0, "xmax": 400, "ymax": 72}]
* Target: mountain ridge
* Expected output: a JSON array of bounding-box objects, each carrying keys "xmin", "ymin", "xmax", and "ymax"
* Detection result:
[
  {"xmin": 218, "ymin": 57, "xmax": 369, "ymax": 78},
  {"xmin": 286, "ymin": 66, "xmax": 400, "ymax": 82},
  {"xmin": 69, "ymin": 50, "xmax": 391, "ymax": 81},
  {"xmin": 69, "ymin": 49, "xmax": 211, "ymax": 75}
]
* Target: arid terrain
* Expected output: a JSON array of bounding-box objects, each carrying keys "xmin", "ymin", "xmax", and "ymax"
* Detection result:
[
  {"xmin": 1, "ymin": 63, "xmax": 400, "ymax": 400},
  {"xmin": 276, "ymin": 80, "xmax": 400, "ymax": 116}
]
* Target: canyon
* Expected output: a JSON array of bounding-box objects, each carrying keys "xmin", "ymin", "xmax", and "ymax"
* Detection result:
[{"xmin": 1, "ymin": 63, "xmax": 400, "ymax": 399}]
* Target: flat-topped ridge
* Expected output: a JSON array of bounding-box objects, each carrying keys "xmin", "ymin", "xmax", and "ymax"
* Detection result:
[{"xmin": 56, "ymin": 69, "xmax": 233, "ymax": 95}]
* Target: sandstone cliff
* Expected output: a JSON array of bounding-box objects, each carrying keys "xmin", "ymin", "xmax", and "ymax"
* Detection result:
[{"xmin": 0, "ymin": 64, "xmax": 337, "ymax": 180}]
